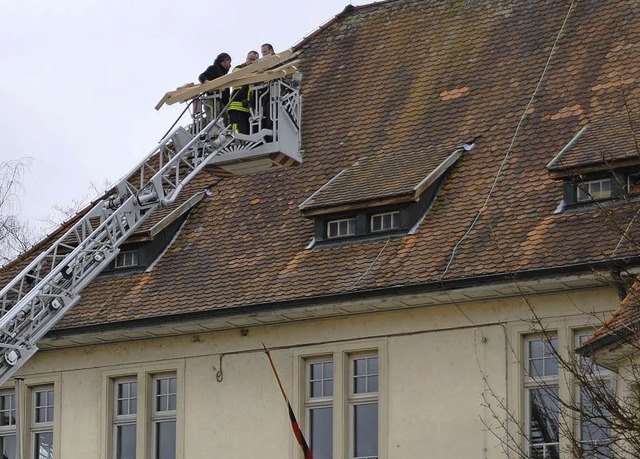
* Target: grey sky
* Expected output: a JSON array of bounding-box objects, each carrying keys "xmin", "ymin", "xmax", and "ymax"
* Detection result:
[{"xmin": 1, "ymin": 0, "xmax": 366, "ymax": 235}]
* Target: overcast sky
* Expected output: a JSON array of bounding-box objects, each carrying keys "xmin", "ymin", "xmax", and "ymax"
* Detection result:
[{"xmin": 1, "ymin": 0, "xmax": 368, "ymax": 236}]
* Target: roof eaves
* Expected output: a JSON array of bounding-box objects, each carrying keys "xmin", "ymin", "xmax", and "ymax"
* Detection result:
[{"xmin": 300, "ymin": 191, "xmax": 416, "ymax": 217}]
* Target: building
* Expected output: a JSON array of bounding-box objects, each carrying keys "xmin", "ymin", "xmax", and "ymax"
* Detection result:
[{"xmin": 1, "ymin": 0, "xmax": 640, "ymax": 458}]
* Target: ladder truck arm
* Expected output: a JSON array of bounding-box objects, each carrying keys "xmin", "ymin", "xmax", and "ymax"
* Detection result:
[{"xmin": 0, "ymin": 67, "xmax": 302, "ymax": 385}]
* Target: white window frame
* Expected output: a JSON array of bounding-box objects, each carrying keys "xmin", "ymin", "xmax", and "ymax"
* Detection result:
[
  {"xmin": 370, "ymin": 212, "xmax": 399, "ymax": 233},
  {"xmin": 576, "ymin": 178, "xmax": 612, "ymax": 202},
  {"xmin": 327, "ymin": 218, "xmax": 356, "ymax": 238},
  {"xmin": 102, "ymin": 363, "xmax": 183, "ymax": 459},
  {"xmin": 524, "ymin": 334, "xmax": 560, "ymax": 459},
  {"xmin": 575, "ymin": 331, "xmax": 612, "ymax": 458},
  {"xmin": 305, "ymin": 358, "xmax": 334, "ymax": 459},
  {"xmin": 349, "ymin": 353, "xmax": 379, "ymax": 459},
  {"xmin": 113, "ymin": 377, "xmax": 137, "ymax": 459},
  {"xmin": 295, "ymin": 341, "xmax": 386, "ymax": 459},
  {"xmin": 114, "ymin": 251, "xmax": 139, "ymax": 269},
  {"xmin": 31, "ymin": 386, "xmax": 54, "ymax": 459},
  {"xmin": 151, "ymin": 373, "xmax": 177, "ymax": 459},
  {"xmin": 0, "ymin": 390, "xmax": 16, "ymax": 459}
]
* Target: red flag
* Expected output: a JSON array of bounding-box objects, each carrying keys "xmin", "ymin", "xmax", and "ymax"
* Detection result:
[{"xmin": 263, "ymin": 343, "xmax": 314, "ymax": 459}]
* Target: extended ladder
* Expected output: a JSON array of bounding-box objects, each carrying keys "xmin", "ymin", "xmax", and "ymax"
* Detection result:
[{"xmin": 0, "ymin": 68, "xmax": 302, "ymax": 384}]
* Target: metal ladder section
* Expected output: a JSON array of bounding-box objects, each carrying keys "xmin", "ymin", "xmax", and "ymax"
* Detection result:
[{"xmin": 0, "ymin": 77, "xmax": 302, "ymax": 385}]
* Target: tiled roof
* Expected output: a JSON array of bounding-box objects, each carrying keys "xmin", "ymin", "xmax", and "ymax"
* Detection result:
[
  {"xmin": 582, "ymin": 274, "xmax": 640, "ymax": 351},
  {"xmin": 547, "ymin": 111, "xmax": 640, "ymax": 177},
  {"xmin": 4, "ymin": 0, "xmax": 640, "ymax": 331},
  {"xmin": 299, "ymin": 143, "xmax": 461, "ymax": 213}
]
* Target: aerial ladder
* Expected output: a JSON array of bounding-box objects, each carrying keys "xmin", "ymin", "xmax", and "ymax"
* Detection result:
[{"xmin": 0, "ymin": 51, "xmax": 302, "ymax": 385}]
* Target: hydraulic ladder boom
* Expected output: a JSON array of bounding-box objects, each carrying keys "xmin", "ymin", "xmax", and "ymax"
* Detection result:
[{"xmin": 0, "ymin": 72, "xmax": 302, "ymax": 385}]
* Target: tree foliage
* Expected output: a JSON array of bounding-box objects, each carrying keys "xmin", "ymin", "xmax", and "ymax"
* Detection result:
[{"xmin": 0, "ymin": 160, "xmax": 34, "ymax": 266}]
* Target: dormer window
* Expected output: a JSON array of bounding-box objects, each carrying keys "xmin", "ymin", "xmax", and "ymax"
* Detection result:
[
  {"xmin": 327, "ymin": 218, "xmax": 356, "ymax": 238},
  {"xmin": 114, "ymin": 251, "xmax": 139, "ymax": 268},
  {"xmin": 370, "ymin": 211, "xmax": 399, "ymax": 232},
  {"xmin": 576, "ymin": 178, "xmax": 612, "ymax": 202}
]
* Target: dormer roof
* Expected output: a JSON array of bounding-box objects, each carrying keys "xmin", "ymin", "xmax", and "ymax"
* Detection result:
[{"xmin": 299, "ymin": 145, "xmax": 462, "ymax": 215}]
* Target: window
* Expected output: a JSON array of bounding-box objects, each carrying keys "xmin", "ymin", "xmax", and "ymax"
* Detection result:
[
  {"xmin": 327, "ymin": 218, "xmax": 356, "ymax": 238},
  {"xmin": 525, "ymin": 336, "xmax": 559, "ymax": 459},
  {"xmin": 351, "ymin": 355, "xmax": 378, "ymax": 459},
  {"xmin": 0, "ymin": 391, "xmax": 16, "ymax": 459},
  {"xmin": 303, "ymin": 350, "xmax": 379, "ymax": 459},
  {"xmin": 370, "ymin": 212, "xmax": 399, "ymax": 232},
  {"xmin": 576, "ymin": 178, "xmax": 612, "ymax": 202},
  {"xmin": 114, "ymin": 251, "xmax": 138, "ymax": 268},
  {"xmin": 306, "ymin": 360, "xmax": 333, "ymax": 459},
  {"xmin": 106, "ymin": 367, "xmax": 181, "ymax": 459},
  {"xmin": 32, "ymin": 386, "xmax": 54, "ymax": 459},
  {"xmin": 113, "ymin": 378, "xmax": 137, "ymax": 459},
  {"xmin": 576, "ymin": 333, "xmax": 612, "ymax": 458},
  {"xmin": 152, "ymin": 375, "xmax": 176, "ymax": 459}
]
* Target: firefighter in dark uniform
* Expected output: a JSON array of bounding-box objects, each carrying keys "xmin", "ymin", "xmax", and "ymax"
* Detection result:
[
  {"xmin": 228, "ymin": 51, "xmax": 259, "ymax": 135},
  {"xmin": 198, "ymin": 53, "xmax": 232, "ymax": 121}
]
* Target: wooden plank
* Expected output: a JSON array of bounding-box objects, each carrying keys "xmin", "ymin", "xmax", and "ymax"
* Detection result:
[
  {"xmin": 155, "ymin": 49, "xmax": 294, "ymax": 110},
  {"xmin": 200, "ymin": 62, "xmax": 300, "ymax": 92}
]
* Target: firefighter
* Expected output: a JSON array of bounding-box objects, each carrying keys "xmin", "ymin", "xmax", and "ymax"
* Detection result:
[{"xmin": 228, "ymin": 51, "xmax": 259, "ymax": 135}]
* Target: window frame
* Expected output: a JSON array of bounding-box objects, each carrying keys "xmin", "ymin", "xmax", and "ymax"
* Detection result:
[
  {"xmin": 327, "ymin": 218, "xmax": 357, "ymax": 239},
  {"xmin": 112, "ymin": 377, "xmax": 138, "ymax": 459},
  {"xmin": 151, "ymin": 373, "xmax": 177, "ymax": 459},
  {"xmin": 102, "ymin": 362, "xmax": 183, "ymax": 459},
  {"xmin": 114, "ymin": 250, "xmax": 139, "ymax": 269},
  {"xmin": 30, "ymin": 385, "xmax": 54, "ymax": 459},
  {"xmin": 294, "ymin": 340, "xmax": 387, "ymax": 459},
  {"xmin": 305, "ymin": 357, "xmax": 334, "ymax": 459},
  {"xmin": 0, "ymin": 390, "xmax": 16, "ymax": 459},
  {"xmin": 524, "ymin": 334, "xmax": 560, "ymax": 459},
  {"xmin": 370, "ymin": 211, "xmax": 400, "ymax": 233},
  {"xmin": 576, "ymin": 178, "xmax": 613, "ymax": 202},
  {"xmin": 574, "ymin": 331, "xmax": 612, "ymax": 458}
]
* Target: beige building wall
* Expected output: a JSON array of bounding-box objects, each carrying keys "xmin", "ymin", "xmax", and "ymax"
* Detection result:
[{"xmin": 7, "ymin": 285, "xmax": 616, "ymax": 459}]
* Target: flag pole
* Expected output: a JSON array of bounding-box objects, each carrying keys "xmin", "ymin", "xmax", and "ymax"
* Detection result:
[{"xmin": 262, "ymin": 343, "xmax": 314, "ymax": 459}]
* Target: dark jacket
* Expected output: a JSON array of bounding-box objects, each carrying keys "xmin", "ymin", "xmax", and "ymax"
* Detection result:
[{"xmin": 198, "ymin": 62, "xmax": 230, "ymax": 104}]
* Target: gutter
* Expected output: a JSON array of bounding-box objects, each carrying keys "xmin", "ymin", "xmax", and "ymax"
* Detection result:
[{"xmin": 45, "ymin": 258, "xmax": 640, "ymax": 341}]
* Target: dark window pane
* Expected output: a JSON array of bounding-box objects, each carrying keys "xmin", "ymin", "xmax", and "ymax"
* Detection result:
[
  {"xmin": 130, "ymin": 382, "xmax": 137, "ymax": 398},
  {"xmin": 529, "ymin": 387, "xmax": 559, "ymax": 445},
  {"xmin": 354, "ymin": 403, "xmax": 378, "ymax": 458},
  {"xmin": 168, "ymin": 395, "xmax": 176, "ymax": 411},
  {"xmin": 0, "ymin": 435, "xmax": 16, "ymax": 459},
  {"xmin": 310, "ymin": 381, "xmax": 322, "ymax": 398},
  {"xmin": 118, "ymin": 383, "xmax": 129, "ymax": 399},
  {"xmin": 368, "ymin": 375, "xmax": 378, "ymax": 393},
  {"xmin": 36, "ymin": 407, "xmax": 46, "ymax": 423},
  {"xmin": 169, "ymin": 378, "xmax": 176, "ymax": 395},
  {"xmin": 354, "ymin": 376, "xmax": 366, "ymax": 394},
  {"xmin": 156, "ymin": 421, "xmax": 176, "ymax": 459},
  {"xmin": 34, "ymin": 431, "xmax": 53, "ymax": 459},
  {"xmin": 46, "ymin": 407, "xmax": 54, "ymax": 422},
  {"xmin": 311, "ymin": 363, "xmax": 323, "ymax": 380},
  {"xmin": 310, "ymin": 407, "xmax": 332, "ymax": 459},
  {"xmin": 529, "ymin": 358, "xmax": 543, "ymax": 377},
  {"xmin": 157, "ymin": 379, "xmax": 167, "ymax": 395},
  {"xmin": 118, "ymin": 400, "xmax": 127, "ymax": 416},
  {"xmin": 323, "ymin": 380, "xmax": 333, "ymax": 397},
  {"xmin": 545, "ymin": 357, "xmax": 558, "ymax": 377},
  {"xmin": 529, "ymin": 340, "xmax": 543, "ymax": 359},
  {"xmin": 354, "ymin": 359, "xmax": 367, "ymax": 376},
  {"xmin": 324, "ymin": 362, "xmax": 333, "ymax": 379},
  {"xmin": 368, "ymin": 357, "xmax": 378, "ymax": 374},
  {"xmin": 116, "ymin": 424, "xmax": 136, "ymax": 459},
  {"xmin": 130, "ymin": 399, "xmax": 137, "ymax": 415}
]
